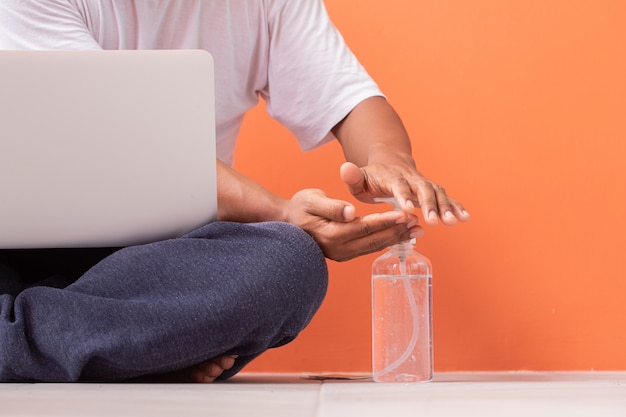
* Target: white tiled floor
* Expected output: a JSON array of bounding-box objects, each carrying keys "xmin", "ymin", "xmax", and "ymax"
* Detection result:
[{"xmin": 1, "ymin": 372, "xmax": 625, "ymax": 416}]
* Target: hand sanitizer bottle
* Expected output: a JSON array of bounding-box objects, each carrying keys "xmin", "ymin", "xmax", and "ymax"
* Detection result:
[{"xmin": 372, "ymin": 198, "xmax": 433, "ymax": 383}]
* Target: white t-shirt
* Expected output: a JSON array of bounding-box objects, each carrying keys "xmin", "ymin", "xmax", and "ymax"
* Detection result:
[{"xmin": 0, "ymin": 0, "xmax": 382, "ymax": 165}]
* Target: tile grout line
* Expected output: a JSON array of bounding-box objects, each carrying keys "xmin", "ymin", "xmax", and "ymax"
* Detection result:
[{"xmin": 312, "ymin": 380, "xmax": 326, "ymax": 417}]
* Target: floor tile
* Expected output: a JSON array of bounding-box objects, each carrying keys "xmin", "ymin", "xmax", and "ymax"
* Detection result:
[
  {"xmin": 0, "ymin": 375, "xmax": 321, "ymax": 417},
  {"xmin": 318, "ymin": 372, "xmax": 626, "ymax": 417},
  {"xmin": 2, "ymin": 372, "xmax": 625, "ymax": 417}
]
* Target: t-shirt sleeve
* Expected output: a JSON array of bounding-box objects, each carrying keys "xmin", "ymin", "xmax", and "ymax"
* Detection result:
[
  {"xmin": 0, "ymin": 0, "xmax": 101, "ymax": 50},
  {"xmin": 262, "ymin": 0, "xmax": 384, "ymax": 151}
]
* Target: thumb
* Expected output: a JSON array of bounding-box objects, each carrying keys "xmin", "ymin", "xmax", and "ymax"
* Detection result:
[
  {"xmin": 295, "ymin": 189, "xmax": 356, "ymax": 222},
  {"xmin": 340, "ymin": 162, "xmax": 367, "ymax": 197},
  {"xmin": 315, "ymin": 194, "xmax": 356, "ymax": 222}
]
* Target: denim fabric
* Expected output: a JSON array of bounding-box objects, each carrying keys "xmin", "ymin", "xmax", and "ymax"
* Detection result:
[{"xmin": 0, "ymin": 221, "xmax": 328, "ymax": 382}]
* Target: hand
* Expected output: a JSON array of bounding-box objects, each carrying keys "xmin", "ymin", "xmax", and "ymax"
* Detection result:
[
  {"xmin": 283, "ymin": 189, "xmax": 423, "ymax": 262},
  {"xmin": 340, "ymin": 161, "xmax": 470, "ymax": 226},
  {"xmin": 330, "ymin": 96, "xmax": 470, "ymax": 226}
]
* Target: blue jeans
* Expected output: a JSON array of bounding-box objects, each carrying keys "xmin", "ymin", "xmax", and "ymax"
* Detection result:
[{"xmin": 0, "ymin": 222, "xmax": 328, "ymax": 382}]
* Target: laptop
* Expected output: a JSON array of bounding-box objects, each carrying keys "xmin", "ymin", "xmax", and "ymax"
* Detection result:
[{"xmin": 0, "ymin": 50, "xmax": 217, "ymax": 248}]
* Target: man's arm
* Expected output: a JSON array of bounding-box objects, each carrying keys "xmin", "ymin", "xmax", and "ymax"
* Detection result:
[
  {"xmin": 216, "ymin": 159, "xmax": 286, "ymax": 224},
  {"xmin": 215, "ymin": 160, "xmax": 422, "ymax": 261},
  {"xmin": 0, "ymin": 1, "xmax": 102, "ymax": 50},
  {"xmin": 332, "ymin": 96, "xmax": 470, "ymax": 226}
]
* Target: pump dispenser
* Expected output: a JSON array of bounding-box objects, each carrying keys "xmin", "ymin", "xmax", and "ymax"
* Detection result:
[{"xmin": 372, "ymin": 197, "xmax": 433, "ymax": 382}]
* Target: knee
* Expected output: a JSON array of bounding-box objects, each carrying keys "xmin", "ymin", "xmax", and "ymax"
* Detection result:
[
  {"xmin": 251, "ymin": 222, "xmax": 328, "ymax": 322},
  {"xmin": 259, "ymin": 221, "xmax": 328, "ymax": 301}
]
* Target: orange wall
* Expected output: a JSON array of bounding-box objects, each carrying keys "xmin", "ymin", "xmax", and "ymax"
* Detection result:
[{"xmin": 235, "ymin": 0, "xmax": 626, "ymax": 372}]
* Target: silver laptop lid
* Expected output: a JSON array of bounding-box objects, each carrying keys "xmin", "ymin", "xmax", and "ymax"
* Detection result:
[{"xmin": 0, "ymin": 50, "xmax": 217, "ymax": 248}]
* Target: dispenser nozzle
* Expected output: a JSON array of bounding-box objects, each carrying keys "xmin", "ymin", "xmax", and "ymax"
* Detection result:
[
  {"xmin": 374, "ymin": 197, "xmax": 401, "ymax": 211},
  {"xmin": 374, "ymin": 197, "xmax": 416, "ymax": 245}
]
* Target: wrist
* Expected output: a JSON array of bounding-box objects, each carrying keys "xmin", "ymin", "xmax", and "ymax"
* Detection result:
[{"xmin": 366, "ymin": 143, "xmax": 416, "ymax": 169}]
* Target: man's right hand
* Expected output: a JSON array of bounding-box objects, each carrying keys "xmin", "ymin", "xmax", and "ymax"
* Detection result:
[{"xmin": 282, "ymin": 189, "xmax": 422, "ymax": 262}]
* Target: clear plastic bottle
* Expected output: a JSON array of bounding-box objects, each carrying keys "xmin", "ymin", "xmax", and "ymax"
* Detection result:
[{"xmin": 372, "ymin": 199, "xmax": 433, "ymax": 383}]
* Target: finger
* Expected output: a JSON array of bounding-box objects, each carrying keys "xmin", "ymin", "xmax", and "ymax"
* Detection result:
[
  {"xmin": 339, "ymin": 162, "xmax": 367, "ymax": 197},
  {"xmin": 408, "ymin": 225, "xmax": 425, "ymax": 240},
  {"xmin": 430, "ymin": 191, "xmax": 471, "ymax": 225},
  {"xmin": 341, "ymin": 222, "xmax": 424, "ymax": 261},
  {"xmin": 355, "ymin": 210, "xmax": 410, "ymax": 237},
  {"xmin": 448, "ymin": 198, "xmax": 471, "ymax": 222},
  {"xmin": 416, "ymin": 181, "xmax": 439, "ymax": 225},
  {"xmin": 364, "ymin": 224, "xmax": 424, "ymax": 250},
  {"xmin": 404, "ymin": 215, "xmax": 425, "ymax": 240},
  {"xmin": 433, "ymin": 186, "xmax": 457, "ymax": 226},
  {"xmin": 390, "ymin": 177, "xmax": 417, "ymax": 215},
  {"xmin": 318, "ymin": 211, "xmax": 422, "ymax": 261},
  {"xmin": 346, "ymin": 211, "xmax": 418, "ymax": 246}
]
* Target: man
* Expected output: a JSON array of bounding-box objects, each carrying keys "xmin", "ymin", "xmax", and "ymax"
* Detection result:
[{"xmin": 0, "ymin": 0, "xmax": 469, "ymax": 382}]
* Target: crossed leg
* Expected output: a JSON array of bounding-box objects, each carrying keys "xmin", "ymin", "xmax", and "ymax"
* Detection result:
[{"xmin": 0, "ymin": 222, "xmax": 328, "ymax": 382}]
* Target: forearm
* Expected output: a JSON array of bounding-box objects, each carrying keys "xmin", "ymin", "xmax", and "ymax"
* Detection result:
[
  {"xmin": 332, "ymin": 96, "xmax": 415, "ymax": 168},
  {"xmin": 216, "ymin": 160, "xmax": 288, "ymax": 223}
]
